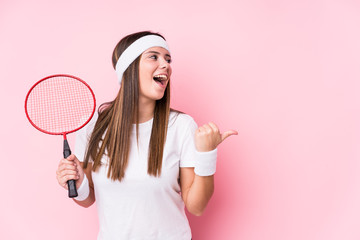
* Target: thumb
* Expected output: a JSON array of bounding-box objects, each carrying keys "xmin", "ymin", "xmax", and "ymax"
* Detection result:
[
  {"xmin": 73, "ymin": 156, "xmax": 83, "ymax": 170},
  {"xmin": 66, "ymin": 154, "xmax": 76, "ymax": 161},
  {"xmin": 72, "ymin": 155, "xmax": 80, "ymax": 164},
  {"xmin": 221, "ymin": 130, "xmax": 238, "ymax": 142}
]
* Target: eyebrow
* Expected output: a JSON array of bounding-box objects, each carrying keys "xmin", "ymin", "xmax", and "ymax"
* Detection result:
[{"xmin": 144, "ymin": 50, "xmax": 171, "ymax": 58}]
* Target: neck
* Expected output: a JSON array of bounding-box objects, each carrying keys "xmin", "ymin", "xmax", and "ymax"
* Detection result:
[{"xmin": 136, "ymin": 97, "xmax": 155, "ymax": 123}]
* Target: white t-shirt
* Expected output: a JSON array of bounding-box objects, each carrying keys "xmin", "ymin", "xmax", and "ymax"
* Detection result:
[{"xmin": 75, "ymin": 111, "xmax": 199, "ymax": 240}]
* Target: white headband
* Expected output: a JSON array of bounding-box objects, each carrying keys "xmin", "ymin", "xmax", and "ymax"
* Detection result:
[{"xmin": 115, "ymin": 35, "xmax": 170, "ymax": 84}]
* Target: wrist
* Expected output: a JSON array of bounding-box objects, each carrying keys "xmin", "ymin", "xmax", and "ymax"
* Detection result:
[
  {"xmin": 74, "ymin": 174, "xmax": 90, "ymax": 201},
  {"xmin": 194, "ymin": 149, "xmax": 217, "ymax": 176}
]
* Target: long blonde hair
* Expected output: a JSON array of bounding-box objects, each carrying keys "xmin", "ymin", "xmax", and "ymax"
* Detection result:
[{"xmin": 83, "ymin": 31, "xmax": 171, "ymax": 181}]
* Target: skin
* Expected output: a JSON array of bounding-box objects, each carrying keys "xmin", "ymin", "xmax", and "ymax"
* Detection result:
[{"xmin": 56, "ymin": 46, "xmax": 238, "ymax": 214}]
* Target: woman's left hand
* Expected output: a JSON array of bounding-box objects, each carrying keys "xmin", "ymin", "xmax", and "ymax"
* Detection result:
[{"xmin": 194, "ymin": 122, "xmax": 238, "ymax": 152}]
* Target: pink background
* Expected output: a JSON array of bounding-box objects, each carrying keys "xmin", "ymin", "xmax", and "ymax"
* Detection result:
[{"xmin": 1, "ymin": 0, "xmax": 360, "ymax": 239}]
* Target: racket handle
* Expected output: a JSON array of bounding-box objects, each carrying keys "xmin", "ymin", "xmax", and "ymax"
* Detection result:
[
  {"xmin": 67, "ymin": 180, "xmax": 78, "ymax": 198},
  {"xmin": 63, "ymin": 139, "xmax": 78, "ymax": 198}
]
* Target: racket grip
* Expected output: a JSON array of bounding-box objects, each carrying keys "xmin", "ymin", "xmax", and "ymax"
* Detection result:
[
  {"xmin": 67, "ymin": 180, "xmax": 78, "ymax": 198},
  {"xmin": 63, "ymin": 139, "xmax": 78, "ymax": 198}
]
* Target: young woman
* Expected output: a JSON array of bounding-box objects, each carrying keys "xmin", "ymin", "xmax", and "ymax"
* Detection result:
[{"xmin": 56, "ymin": 31, "xmax": 237, "ymax": 239}]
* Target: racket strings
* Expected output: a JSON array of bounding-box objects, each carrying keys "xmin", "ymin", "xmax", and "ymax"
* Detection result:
[{"xmin": 26, "ymin": 76, "xmax": 95, "ymax": 134}]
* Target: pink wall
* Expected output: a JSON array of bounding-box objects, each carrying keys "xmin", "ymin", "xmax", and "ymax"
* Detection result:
[{"xmin": 1, "ymin": 0, "xmax": 360, "ymax": 239}]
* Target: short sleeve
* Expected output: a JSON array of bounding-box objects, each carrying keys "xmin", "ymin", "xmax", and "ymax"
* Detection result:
[
  {"xmin": 74, "ymin": 112, "xmax": 97, "ymax": 162},
  {"xmin": 179, "ymin": 117, "xmax": 198, "ymax": 167}
]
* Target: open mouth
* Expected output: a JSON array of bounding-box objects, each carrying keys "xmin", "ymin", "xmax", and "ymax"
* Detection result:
[{"xmin": 153, "ymin": 74, "xmax": 168, "ymax": 86}]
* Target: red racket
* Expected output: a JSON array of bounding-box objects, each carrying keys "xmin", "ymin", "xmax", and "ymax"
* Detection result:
[{"xmin": 25, "ymin": 74, "xmax": 96, "ymax": 198}]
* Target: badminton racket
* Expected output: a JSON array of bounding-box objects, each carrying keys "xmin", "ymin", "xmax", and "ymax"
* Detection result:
[{"xmin": 25, "ymin": 74, "xmax": 96, "ymax": 198}]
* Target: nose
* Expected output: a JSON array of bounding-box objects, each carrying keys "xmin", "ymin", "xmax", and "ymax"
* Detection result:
[{"xmin": 160, "ymin": 57, "xmax": 170, "ymax": 69}]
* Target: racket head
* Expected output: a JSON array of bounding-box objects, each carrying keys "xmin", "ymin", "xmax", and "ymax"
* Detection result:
[{"xmin": 25, "ymin": 74, "xmax": 96, "ymax": 136}]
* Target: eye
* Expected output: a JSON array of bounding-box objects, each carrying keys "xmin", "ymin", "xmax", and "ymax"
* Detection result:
[
  {"xmin": 150, "ymin": 55, "xmax": 158, "ymax": 60},
  {"xmin": 166, "ymin": 58, "xmax": 172, "ymax": 64}
]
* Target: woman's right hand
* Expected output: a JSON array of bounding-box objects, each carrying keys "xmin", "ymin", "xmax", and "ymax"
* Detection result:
[{"xmin": 56, "ymin": 154, "xmax": 84, "ymax": 190}]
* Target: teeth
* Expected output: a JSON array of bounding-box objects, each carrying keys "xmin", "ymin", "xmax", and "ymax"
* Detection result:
[{"xmin": 153, "ymin": 74, "xmax": 168, "ymax": 81}]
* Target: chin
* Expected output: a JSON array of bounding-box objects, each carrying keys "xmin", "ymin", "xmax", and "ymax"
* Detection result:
[
  {"xmin": 152, "ymin": 90, "xmax": 166, "ymax": 100},
  {"xmin": 154, "ymin": 94, "xmax": 165, "ymax": 100}
]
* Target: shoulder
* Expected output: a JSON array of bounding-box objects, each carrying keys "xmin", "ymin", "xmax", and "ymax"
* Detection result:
[
  {"xmin": 85, "ymin": 111, "xmax": 98, "ymax": 134},
  {"xmin": 169, "ymin": 110, "xmax": 197, "ymax": 130},
  {"xmin": 77, "ymin": 111, "xmax": 98, "ymax": 140}
]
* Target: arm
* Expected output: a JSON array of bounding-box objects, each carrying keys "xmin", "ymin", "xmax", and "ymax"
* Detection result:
[
  {"xmin": 180, "ymin": 167, "xmax": 214, "ymax": 216},
  {"xmin": 180, "ymin": 122, "xmax": 237, "ymax": 216}
]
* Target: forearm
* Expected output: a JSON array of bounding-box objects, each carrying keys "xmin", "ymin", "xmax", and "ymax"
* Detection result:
[
  {"xmin": 184, "ymin": 174, "xmax": 214, "ymax": 216},
  {"xmin": 73, "ymin": 188, "xmax": 95, "ymax": 208}
]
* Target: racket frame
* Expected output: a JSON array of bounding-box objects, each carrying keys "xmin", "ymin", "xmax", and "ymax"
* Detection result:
[{"xmin": 24, "ymin": 74, "xmax": 96, "ymax": 136}]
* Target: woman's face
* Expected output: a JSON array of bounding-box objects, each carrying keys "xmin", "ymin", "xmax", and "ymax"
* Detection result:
[{"xmin": 138, "ymin": 46, "xmax": 172, "ymax": 103}]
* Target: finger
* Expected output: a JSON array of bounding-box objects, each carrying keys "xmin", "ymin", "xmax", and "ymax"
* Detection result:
[
  {"xmin": 56, "ymin": 174, "xmax": 69, "ymax": 189},
  {"xmin": 60, "ymin": 175, "xmax": 79, "ymax": 188},
  {"xmin": 56, "ymin": 172, "xmax": 79, "ymax": 189},
  {"xmin": 221, "ymin": 130, "xmax": 238, "ymax": 142},
  {"xmin": 73, "ymin": 156, "xmax": 84, "ymax": 170},
  {"xmin": 60, "ymin": 159, "xmax": 77, "ymax": 168},
  {"xmin": 58, "ymin": 161, "xmax": 77, "ymax": 172},
  {"xmin": 57, "ymin": 161, "xmax": 78, "ymax": 174},
  {"xmin": 201, "ymin": 124, "xmax": 212, "ymax": 133},
  {"xmin": 197, "ymin": 126, "xmax": 206, "ymax": 133},
  {"xmin": 73, "ymin": 155, "xmax": 81, "ymax": 165},
  {"xmin": 207, "ymin": 122, "xmax": 219, "ymax": 133},
  {"xmin": 58, "ymin": 168, "xmax": 78, "ymax": 176},
  {"xmin": 59, "ymin": 171, "xmax": 80, "ymax": 182},
  {"xmin": 60, "ymin": 158, "xmax": 77, "ymax": 166},
  {"xmin": 58, "ymin": 170, "xmax": 79, "ymax": 181},
  {"xmin": 66, "ymin": 154, "xmax": 76, "ymax": 161}
]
